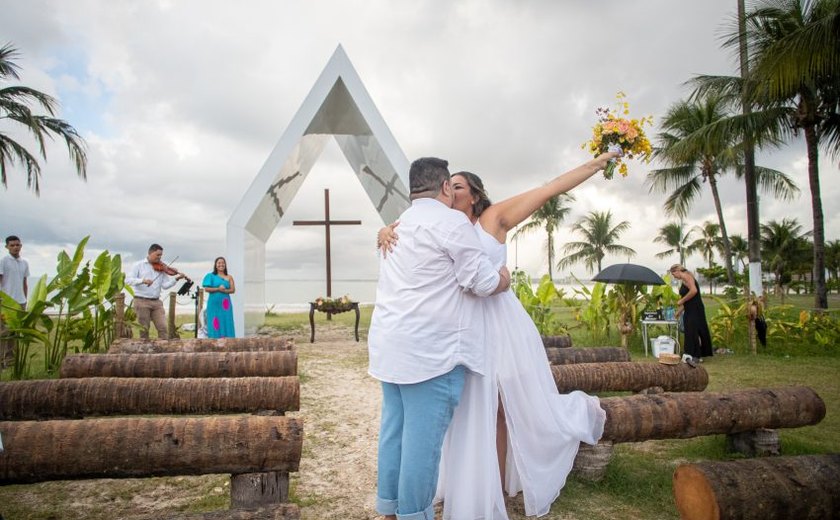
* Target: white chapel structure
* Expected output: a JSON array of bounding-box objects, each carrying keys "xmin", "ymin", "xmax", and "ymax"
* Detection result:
[{"xmin": 227, "ymin": 45, "xmax": 410, "ymax": 336}]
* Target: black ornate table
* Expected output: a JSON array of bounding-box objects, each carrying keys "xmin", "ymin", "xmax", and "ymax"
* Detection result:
[{"xmin": 308, "ymin": 302, "xmax": 360, "ymax": 343}]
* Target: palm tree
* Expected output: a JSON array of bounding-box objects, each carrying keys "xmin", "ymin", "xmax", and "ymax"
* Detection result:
[
  {"xmin": 512, "ymin": 193, "xmax": 575, "ymax": 280},
  {"xmin": 0, "ymin": 43, "xmax": 87, "ymax": 195},
  {"xmin": 729, "ymin": 233, "xmax": 750, "ymax": 272},
  {"xmin": 653, "ymin": 222, "xmax": 692, "ymax": 266},
  {"xmin": 647, "ymin": 94, "xmax": 799, "ymax": 285},
  {"xmin": 687, "ymin": 221, "xmax": 723, "ymax": 271},
  {"xmin": 691, "ymin": 0, "xmax": 840, "ymax": 308},
  {"xmin": 825, "ymin": 240, "xmax": 840, "ymax": 285},
  {"xmin": 760, "ymin": 218, "xmax": 810, "ymax": 295},
  {"xmin": 558, "ymin": 210, "xmax": 636, "ymax": 274}
]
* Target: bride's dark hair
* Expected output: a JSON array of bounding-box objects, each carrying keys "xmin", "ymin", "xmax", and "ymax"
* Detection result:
[{"xmin": 452, "ymin": 171, "xmax": 492, "ymax": 217}]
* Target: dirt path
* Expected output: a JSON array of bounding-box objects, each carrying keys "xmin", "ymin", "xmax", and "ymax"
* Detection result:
[{"xmin": 289, "ymin": 325, "xmax": 381, "ymax": 520}]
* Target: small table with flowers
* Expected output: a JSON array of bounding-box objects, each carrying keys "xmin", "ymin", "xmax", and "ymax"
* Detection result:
[{"xmin": 308, "ymin": 299, "xmax": 360, "ymax": 343}]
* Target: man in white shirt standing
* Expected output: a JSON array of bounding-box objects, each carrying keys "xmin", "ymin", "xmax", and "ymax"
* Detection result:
[
  {"xmin": 0, "ymin": 235, "xmax": 30, "ymax": 366},
  {"xmin": 125, "ymin": 244, "xmax": 185, "ymax": 339},
  {"xmin": 368, "ymin": 157, "xmax": 510, "ymax": 520}
]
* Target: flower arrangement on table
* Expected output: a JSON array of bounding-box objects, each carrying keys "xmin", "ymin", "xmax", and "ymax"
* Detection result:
[
  {"xmin": 312, "ymin": 294, "xmax": 355, "ymax": 313},
  {"xmin": 583, "ymin": 91, "xmax": 653, "ymax": 179}
]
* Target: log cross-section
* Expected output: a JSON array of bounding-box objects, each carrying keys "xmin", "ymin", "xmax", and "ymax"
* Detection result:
[
  {"xmin": 59, "ymin": 351, "xmax": 297, "ymax": 378},
  {"xmin": 0, "ymin": 377, "xmax": 300, "ymax": 420},
  {"xmin": 673, "ymin": 454, "xmax": 840, "ymax": 520},
  {"xmin": 551, "ymin": 361, "xmax": 708, "ymax": 393},
  {"xmin": 600, "ymin": 386, "xmax": 825, "ymax": 443},
  {"xmin": 108, "ymin": 337, "xmax": 295, "ymax": 354},
  {"xmin": 545, "ymin": 347, "xmax": 630, "ymax": 365},
  {"xmin": 0, "ymin": 415, "xmax": 304, "ymax": 484}
]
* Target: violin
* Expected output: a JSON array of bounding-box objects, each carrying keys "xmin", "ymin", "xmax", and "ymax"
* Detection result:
[{"xmin": 152, "ymin": 261, "xmax": 191, "ymax": 281}]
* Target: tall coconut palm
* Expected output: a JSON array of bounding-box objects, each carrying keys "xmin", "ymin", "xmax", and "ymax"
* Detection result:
[
  {"xmin": 647, "ymin": 94, "xmax": 798, "ymax": 285},
  {"xmin": 653, "ymin": 221, "xmax": 692, "ymax": 266},
  {"xmin": 760, "ymin": 218, "xmax": 811, "ymax": 295},
  {"xmin": 512, "ymin": 193, "xmax": 575, "ymax": 280},
  {"xmin": 687, "ymin": 221, "xmax": 723, "ymax": 271},
  {"xmin": 691, "ymin": 0, "xmax": 840, "ymax": 308},
  {"xmin": 0, "ymin": 43, "xmax": 87, "ymax": 195},
  {"xmin": 729, "ymin": 233, "xmax": 750, "ymax": 272},
  {"xmin": 825, "ymin": 239, "xmax": 840, "ymax": 284},
  {"xmin": 558, "ymin": 210, "xmax": 636, "ymax": 274}
]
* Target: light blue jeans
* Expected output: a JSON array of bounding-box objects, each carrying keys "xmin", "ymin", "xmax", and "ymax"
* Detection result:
[{"xmin": 376, "ymin": 365, "xmax": 466, "ymax": 520}]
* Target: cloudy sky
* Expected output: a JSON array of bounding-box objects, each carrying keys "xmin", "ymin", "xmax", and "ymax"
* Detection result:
[{"xmin": 1, "ymin": 0, "xmax": 838, "ymax": 302}]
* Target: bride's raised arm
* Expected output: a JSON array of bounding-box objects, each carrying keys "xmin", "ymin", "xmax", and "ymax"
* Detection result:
[{"xmin": 480, "ymin": 152, "xmax": 618, "ymax": 241}]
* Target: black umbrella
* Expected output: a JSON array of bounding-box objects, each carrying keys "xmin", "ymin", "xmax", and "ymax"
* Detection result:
[{"xmin": 592, "ymin": 263, "xmax": 666, "ymax": 286}]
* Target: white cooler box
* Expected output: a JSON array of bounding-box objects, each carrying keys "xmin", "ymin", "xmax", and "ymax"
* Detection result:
[{"xmin": 651, "ymin": 336, "xmax": 677, "ymax": 358}]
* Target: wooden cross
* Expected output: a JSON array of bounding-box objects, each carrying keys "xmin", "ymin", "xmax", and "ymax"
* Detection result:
[{"xmin": 293, "ymin": 189, "xmax": 362, "ymax": 298}]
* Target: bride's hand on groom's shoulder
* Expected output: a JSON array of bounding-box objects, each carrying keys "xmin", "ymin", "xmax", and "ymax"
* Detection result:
[{"xmin": 377, "ymin": 221, "xmax": 400, "ymax": 258}]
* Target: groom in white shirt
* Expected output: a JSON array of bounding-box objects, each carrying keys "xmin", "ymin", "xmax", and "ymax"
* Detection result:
[{"xmin": 368, "ymin": 157, "xmax": 510, "ymax": 520}]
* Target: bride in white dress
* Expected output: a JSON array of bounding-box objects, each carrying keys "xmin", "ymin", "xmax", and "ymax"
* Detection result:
[{"xmin": 380, "ymin": 151, "xmax": 616, "ymax": 519}]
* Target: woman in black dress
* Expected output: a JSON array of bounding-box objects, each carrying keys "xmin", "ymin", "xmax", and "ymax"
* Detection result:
[{"xmin": 670, "ymin": 264, "xmax": 713, "ymax": 362}]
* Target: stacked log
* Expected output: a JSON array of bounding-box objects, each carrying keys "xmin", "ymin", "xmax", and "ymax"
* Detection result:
[
  {"xmin": 673, "ymin": 454, "xmax": 840, "ymax": 520},
  {"xmin": 108, "ymin": 337, "xmax": 295, "ymax": 354},
  {"xmin": 545, "ymin": 346, "xmax": 630, "ymax": 365},
  {"xmin": 0, "ymin": 377, "xmax": 300, "ymax": 420},
  {"xmin": 600, "ymin": 386, "xmax": 825, "ymax": 443},
  {"xmin": 59, "ymin": 351, "xmax": 297, "ymax": 378},
  {"xmin": 541, "ymin": 335, "xmax": 573, "ymax": 348},
  {"xmin": 551, "ymin": 361, "xmax": 708, "ymax": 394},
  {"xmin": 0, "ymin": 415, "xmax": 303, "ymax": 484}
]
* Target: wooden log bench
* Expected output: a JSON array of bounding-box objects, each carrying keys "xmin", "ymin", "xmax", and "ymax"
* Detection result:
[
  {"xmin": 541, "ymin": 335, "xmax": 573, "ymax": 348},
  {"xmin": 545, "ymin": 346, "xmax": 630, "ymax": 365},
  {"xmin": 0, "ymin": 377, "xmax": 300, "ymax": 420},
  {"xmin": 0, "ymin": 415, "xmax": 302, "ymax": 484},
  {"xmin": 673, "ymin": 454, "xmax": 840, "ymax": 520},
  {"xmin": 60, "ymin": 351, "xmax": 297, "ymax": 378},
  {"xmin": 551, "ymin": 361, "xmax": 708, "ymax": 394},
  {"xmin": 573, "ymin": 386, "xmax": 826, "ymax": 481},
  {"xmin": 108, "ymin": 337, "xmax": 295, "ymax": 354}
]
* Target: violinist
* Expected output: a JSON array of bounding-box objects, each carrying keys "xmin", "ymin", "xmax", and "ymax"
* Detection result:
[{"xmin": 125, "ymin": 243, "xmax": 187, "ymax": 339}]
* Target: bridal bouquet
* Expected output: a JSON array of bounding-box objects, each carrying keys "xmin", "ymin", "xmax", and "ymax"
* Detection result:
[{"xmin": 584, "ymin": 92, "xmax": 653, "ymax": 179}]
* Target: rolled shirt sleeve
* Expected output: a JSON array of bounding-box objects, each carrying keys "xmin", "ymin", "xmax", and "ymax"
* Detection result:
[{"xmin": 444, "ymin": 220, "xmax": 501, "ymax": 297}]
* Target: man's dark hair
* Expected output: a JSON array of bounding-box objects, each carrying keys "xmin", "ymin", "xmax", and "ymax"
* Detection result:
[
  {"xmin": 5, "ymin": 235, "xmax": 20, "ymax": 245},
  {"xmin": 409, "ymin": 157, "xmax": 450, "ymax": 198},
  {"xmin": 148, "ymin": 243, "xmax": 163, "ymax": 254}
]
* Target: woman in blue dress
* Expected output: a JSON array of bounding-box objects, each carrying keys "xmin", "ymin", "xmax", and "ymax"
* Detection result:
[{"xmin": 202, "ymin": 256, "xmax": 235, "ymax": 338}]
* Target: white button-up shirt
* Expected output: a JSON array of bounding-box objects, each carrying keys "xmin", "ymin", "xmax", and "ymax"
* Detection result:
[
  {"xmin": 0, "ymin": 255, "xmax": 30, "ymax": 305},
  {"xmin": 125, "ymin": 259, "xmax": 179, "ymax": 299},
  {"xmin": 368, "ymin": 198, "xmax": 501, "ymax": 384}
]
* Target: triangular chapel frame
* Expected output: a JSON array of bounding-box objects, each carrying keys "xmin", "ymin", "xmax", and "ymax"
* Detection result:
[{"xmin": 227, "ymin": 45, "xmax": 410, "ymax": 336}]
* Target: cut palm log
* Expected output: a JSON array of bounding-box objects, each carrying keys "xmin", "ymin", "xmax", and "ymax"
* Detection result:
[
  {"xmin": 600, "ymin": 386, "xmax": 825, "ymax": 443},
  {"xmin": 673, "ymin": 454, "xmax": 840, "ymax": 520},
  {"xmin": 551, "ymin": 361, "xmax": 707, "ymax": 393},
  {"xmin": 541, "ymin": 335, "xmax": 573, "ymax": 348},
  {"xmin": 108, "ymin": 337, "xmax": 294, "ymax": 354},
  {"xmin": 0, "ymin": 377, "xmax": 299, "ymax": 420},
  {"xmin": 545, "ymin": 347, "xmax": 630, "ymax": 365},
  {"xmin": 0, "ymin": 415, "xmax": 303, "ymax": 484},
  {"xmin": 59, "ymin": 351, "xmax": 297, "ymax": 378}
]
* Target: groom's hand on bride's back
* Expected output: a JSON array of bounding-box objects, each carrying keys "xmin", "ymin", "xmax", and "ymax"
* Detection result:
[{"xmin": 492, "ymin": 266, "xmax": 511, "ymax": 295}]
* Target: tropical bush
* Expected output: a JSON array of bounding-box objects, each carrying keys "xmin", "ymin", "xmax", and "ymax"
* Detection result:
[
  {"xmin": 0, "ymin": 236, "xmax": 127, "ymax": 378},
  {"xmin": 512, "ymin": 271, "xmax": 569, "ymax": 335}
]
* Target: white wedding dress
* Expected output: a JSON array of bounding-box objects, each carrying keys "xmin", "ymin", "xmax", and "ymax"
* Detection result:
[{"xmin": 436, "ymin": 222, "xmax": 606, "ymax": 519}]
